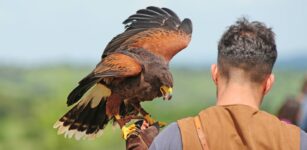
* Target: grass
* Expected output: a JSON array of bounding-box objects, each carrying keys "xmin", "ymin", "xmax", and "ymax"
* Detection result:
[{"xmin": 0, "ymin": 65, "xmax": 305, "ymax": 150}]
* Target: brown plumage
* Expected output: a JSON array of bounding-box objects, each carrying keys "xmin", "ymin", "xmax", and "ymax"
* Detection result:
[{"xmin": 54, "ymin": 6, "xmax": 192, "ymax": 140}]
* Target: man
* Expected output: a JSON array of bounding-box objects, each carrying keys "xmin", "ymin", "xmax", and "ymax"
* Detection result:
[{"xmin": 126, "ymin": 18, "xmax": 307, "ymax": 150}]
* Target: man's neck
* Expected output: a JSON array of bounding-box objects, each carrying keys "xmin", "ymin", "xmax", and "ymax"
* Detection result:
[{"xmin": 216, "ymin": 82, "xmax": 263, "ymax": 110}]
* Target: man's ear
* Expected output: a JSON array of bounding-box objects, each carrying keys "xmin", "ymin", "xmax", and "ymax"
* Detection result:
[
  {"xmin": 211, "ymin": 64, "xmax": 219, "ymax": 85},
  {"xmin": 264, "ymin": 74, "xmax": 275, "ymax": 95}
]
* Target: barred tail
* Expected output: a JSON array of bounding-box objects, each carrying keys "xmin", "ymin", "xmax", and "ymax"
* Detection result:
[{"xmin": 54, "ymin": 84, "xmax": 111, "ymax": 140}]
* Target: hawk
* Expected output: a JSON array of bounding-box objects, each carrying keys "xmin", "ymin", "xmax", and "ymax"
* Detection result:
[{"xmin": 54, "ymin": 6, "xmax": 192, "ymax": 140}]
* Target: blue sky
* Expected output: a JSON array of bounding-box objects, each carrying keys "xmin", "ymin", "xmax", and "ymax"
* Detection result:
[{"xmin": 0, "ymin": 0, "xmax": 306, "ymax": 66}]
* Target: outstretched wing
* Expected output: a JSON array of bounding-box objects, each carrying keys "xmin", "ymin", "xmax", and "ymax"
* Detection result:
[
  {"xmin": 102, "ymin": 6, "xmax": 193, "ymax": 62},
  {"xmin": 67, "ymin": 53, "xmax": 142, "ymax": 106},
  {"xmin": 94, "ymin": 53, "xmax": 142, "ymax": 78}
]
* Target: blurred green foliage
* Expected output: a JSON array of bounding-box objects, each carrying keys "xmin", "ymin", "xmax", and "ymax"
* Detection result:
[{"xmin": 0, "ymin": 65, "xmax": 305, "ymax": 150}]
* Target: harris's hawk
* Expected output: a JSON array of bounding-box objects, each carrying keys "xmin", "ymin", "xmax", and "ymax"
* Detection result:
[{"xmin": 54, "ymin": 6, "xmax": 192, "ymax": 140}]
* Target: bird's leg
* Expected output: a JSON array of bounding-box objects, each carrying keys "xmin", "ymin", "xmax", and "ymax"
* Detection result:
[
  {"xmin": 123, "ymin": 115, "xmax": 144, "ymax": 120},
  {"xmin": 141, "ymin": 108, "xmax": 167, "ymax": 127},
  {"xmin": 131, "ymin": 103, "xmax": 166, "ymax": 127},
  {"xmin": 115, "ymin": 114, "xmax": 136, "ymax": 140},
  {"xmin": 107, "ymin": 94, "xmax": 137, "ymax": 140},
  {"xmin": 114, "ymin": 115, "xmax": 125, "ymax": 128}
]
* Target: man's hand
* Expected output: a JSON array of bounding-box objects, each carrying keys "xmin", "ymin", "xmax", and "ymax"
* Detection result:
[{"xmin": 126, "ymin": 120, "xmax": 160, "ymax": 150}]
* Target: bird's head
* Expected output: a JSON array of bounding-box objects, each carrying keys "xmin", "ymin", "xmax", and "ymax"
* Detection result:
[
  {"xmin": 158, "ymin": 66, "xmax": 173, "ymax": 100},
  {"xmin": 159, "ymin": 71, "xmax": 173, "ymax": 100},
  {"xmin": 160, "ymin": 85, "xmax": 173, "ymax": 100}
]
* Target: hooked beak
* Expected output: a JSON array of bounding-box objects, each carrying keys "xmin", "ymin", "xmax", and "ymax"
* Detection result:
[{"xmin": 160, "ymin": 85, "xmax": 173, "ymax": 100}]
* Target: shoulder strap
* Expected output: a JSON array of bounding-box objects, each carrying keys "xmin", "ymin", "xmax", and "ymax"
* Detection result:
[
  {"xmin": 177, "ymin": 116, "xmax": 210, "ymax": 150},
  {"xmin": 194, "ymin": 116, "xmax": 210, "ymax": 150}
]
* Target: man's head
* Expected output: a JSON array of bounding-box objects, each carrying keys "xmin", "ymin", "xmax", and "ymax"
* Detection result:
[{"xmin": 212, "ymin": 18, "xmax": 277, "ymax": 100}]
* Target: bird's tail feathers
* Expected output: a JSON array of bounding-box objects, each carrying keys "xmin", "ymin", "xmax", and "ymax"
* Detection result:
[
  {"xmin": 67, "ymin": 75, "xmax": 101, "ymax": 106},
  {"xmin": 54, "ymin": 84, "xmax": 111, "ymax": 140}
]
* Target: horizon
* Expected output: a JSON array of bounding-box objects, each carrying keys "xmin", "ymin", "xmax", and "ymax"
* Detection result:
[{"xmin": 0, "ymin": 54, "xmax": 306, "ymax": 70}]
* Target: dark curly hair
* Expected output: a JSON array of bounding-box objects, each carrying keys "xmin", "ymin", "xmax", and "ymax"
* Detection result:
[{"xmin": 218, "ymin": 18, "xmax": 277, "ymax": 83}]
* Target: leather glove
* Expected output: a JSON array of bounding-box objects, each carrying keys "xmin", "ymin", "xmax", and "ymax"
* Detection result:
[{"xmin": 126, "ymin": 120, "xmax": 160, "ymax": 150}]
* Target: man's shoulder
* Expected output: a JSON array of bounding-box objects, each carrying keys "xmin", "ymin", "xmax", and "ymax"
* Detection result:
[
  {"xmin": 149, "ymin": 122, "xmax": 182, "ymax": 150},
  {"xmin": 258, "ymin": 109, "xmax": 300, "ymax": 128},
  {"xmin": 301, "ymin": 130, "xmax": 307, "ymax": 150}
]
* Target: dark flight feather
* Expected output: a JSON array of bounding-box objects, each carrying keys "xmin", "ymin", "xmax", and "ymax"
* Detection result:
[
  {"xmin": 161, "ymin": 7, "xmax": 180, "ymax": 22},
  {"xmin": 147, "ymin": 6, "xmax": 171, "ymax": 16},
  {"xmin": 179, "ymin": 19, "xmax": 193, "ymax": 34},
  {"xmin": 125, "ymin": 6, "xmax": 181, "ymax": 31},
  {"xmin": 67, "ymin": 76, "xmax": 100, "ymax": 106}
]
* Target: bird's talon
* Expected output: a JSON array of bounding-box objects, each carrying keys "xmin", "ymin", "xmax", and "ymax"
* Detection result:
[
  {"xmin": 144, "ymin": 114, "xmax": 156, "ymax": 125},
  {"xmin": 121, "ymin": 124, "xmax": 136, "ymax": 140},
  {"xmin": 157, "ymin": 121, "xmax": 167, "ymax": 128},
  {"xmin": 144, "ymin": 115, "xmax": 166, "ymax": 127}
]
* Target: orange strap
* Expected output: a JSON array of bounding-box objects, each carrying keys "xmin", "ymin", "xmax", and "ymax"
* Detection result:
[{"xmin": 193, "ymin": 116, "xmax": 209, "ymax": 150}]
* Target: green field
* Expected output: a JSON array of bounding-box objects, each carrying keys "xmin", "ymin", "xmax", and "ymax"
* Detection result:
[{"xmin": 0, "ymin": 66, "xmax": 305, "ymax": 150}]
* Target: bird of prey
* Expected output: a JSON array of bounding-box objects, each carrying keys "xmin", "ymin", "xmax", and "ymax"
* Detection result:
[{"xmin": 54, "ymin": 6, "xmax": 192, "ymax": 140}]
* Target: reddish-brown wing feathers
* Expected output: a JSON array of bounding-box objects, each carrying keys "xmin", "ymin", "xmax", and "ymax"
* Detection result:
[
  {"xmin": 126, "ymin": 29, "xmax": 191, "ymax": 61},
  {"xmin": 102, "ymin": 6, "xmax": 193, "ymax": 62},
  {"xmin": 94, "ymin": 53, "xmax": 142, "ymax": 78}
]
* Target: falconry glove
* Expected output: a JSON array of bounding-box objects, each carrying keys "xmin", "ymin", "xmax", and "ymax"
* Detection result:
[{"xmin": 126, "ymin": 121, "xmax": 159, "ymax": 150}]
